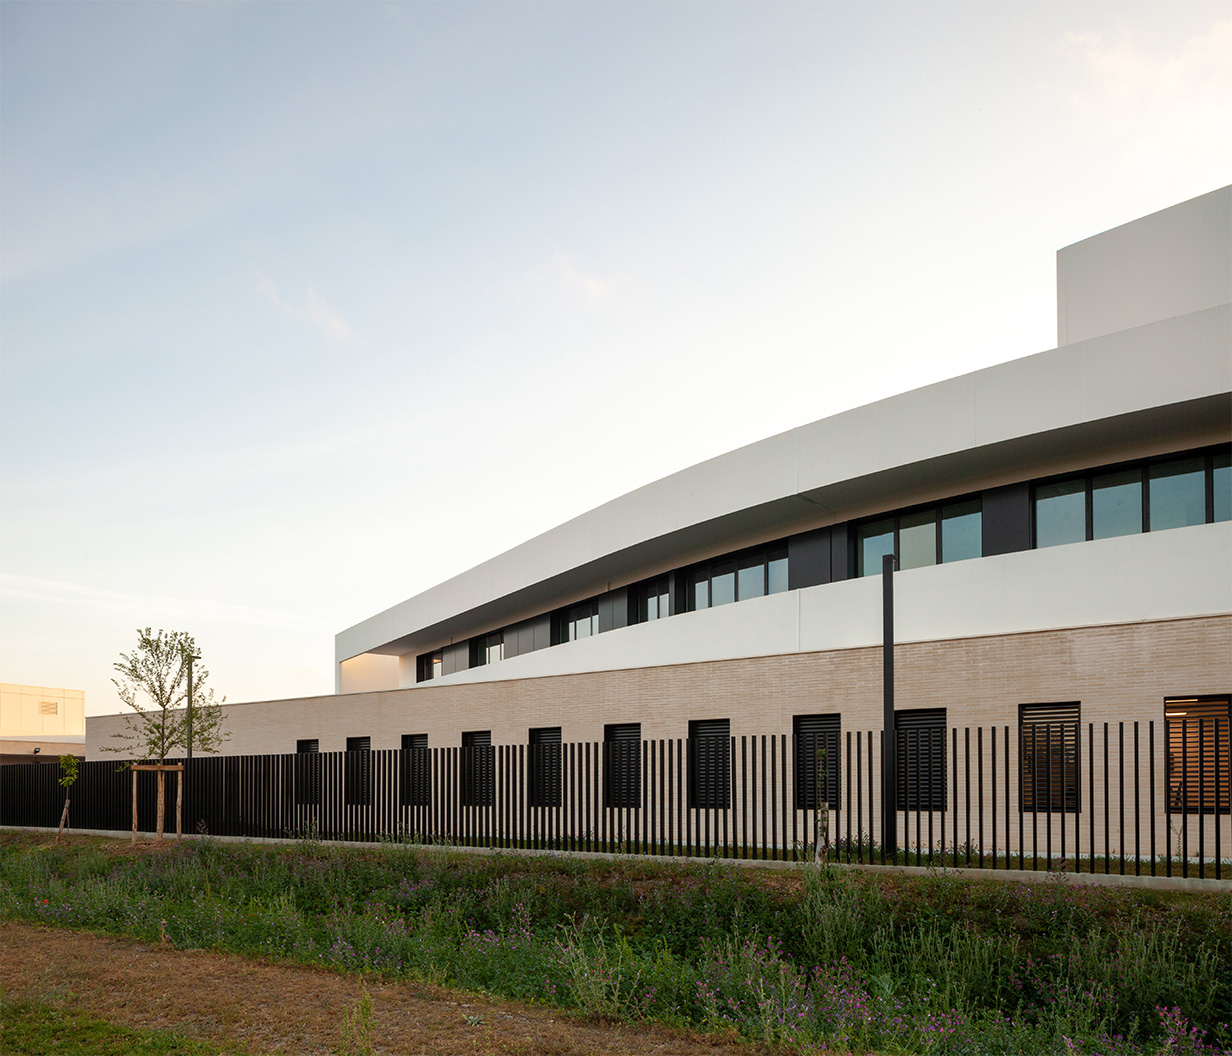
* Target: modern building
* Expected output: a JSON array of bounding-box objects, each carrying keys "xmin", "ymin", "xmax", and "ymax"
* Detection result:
[
  {"xmin": 86, "ymin": 187, "xmax": 1231, "ymax": 857},
  {"xmin": 2, "ymin": 683, "xmax": 86, "ymax": 765}
]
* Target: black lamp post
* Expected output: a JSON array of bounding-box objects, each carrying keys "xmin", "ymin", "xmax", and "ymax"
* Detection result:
[
  {"xmin": 883, "ymin": 552, "xmax": 899, "ymax": 863},
  {"xmin": 185, "ymin": 651, "xmax": 201, "ymax": 762}
]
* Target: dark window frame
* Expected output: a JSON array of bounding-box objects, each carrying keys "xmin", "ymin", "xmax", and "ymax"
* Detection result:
[
  {"xmin": 683, "ymin": 543, "xmax": 789, "ymax": 612},
  {"xmin": 294, "ymin": 739, "xmax": 321, "ymax": 806},
  {"xmin": 854, "ymin": 496, "xmax": 983, "ymax": 577},
  {"xmin": 1032, "ymin": 444, "xmax": 1230, "ymax": 549}
]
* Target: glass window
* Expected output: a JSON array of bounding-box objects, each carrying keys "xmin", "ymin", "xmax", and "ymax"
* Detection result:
[
  {"xmin": 642, "ymin": 578, "xmax": 669, "ymax": 621},
  {"xmin": 768, "ymin": 547, "xmax": 788, "ymax": 594},
  {"xmin": 857, "ymin": 518, "xmax": 895, "ymax": 576},
  {"xmin": 895, "ymin": 709, "xmax": 946, "ymax": 811},
  {"xmin": 1149, "ymin": 458, "xmax": 1206, "ymax": 531},
  {"xmin": 1214, "ymin": 451, "xmax": 1231, "ymax": 522},
  {"xmin": 344, "ymin": 736, "xmax": 372, "ymax": 806},
  {"xmin": 1035, "ymin": 478, "xmax": 1086, "ymax": 548},
  {"xmin": 710, "ymin": 561, "xmax": 735, "ymax": 606},
  {"xmin": 1092, "ymin": 468, "xmax": 1142, "ymax": 540},
  {"xmin": 898, "ymin": 509, "xmax": 937, "ymax": 570},
  {"xmin": 400, "ymin": 734, "xmax": 430, "ymax": 807},
  {"xmin": 461, "ymin": 730, "xmax": 494, "ymax": 807},
  {"xmin": 691, "ymin": 568, "xmax": 710, "ymax": 610},
  {"xmin": 736, "ymin": 554, "xmax": 764, "ymax": 601},
  {"xmin": 941, "ymin": 500, "xmax": 981, "ymax": 563},
  {"xmin": 565, "ymin": 602, "xmax": 597, "ymax": 641}
]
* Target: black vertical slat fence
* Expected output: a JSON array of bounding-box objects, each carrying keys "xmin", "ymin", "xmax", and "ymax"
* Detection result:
[{"xmin": 2, "ymin": 719, "xmax": 1228, "ymax": 877}]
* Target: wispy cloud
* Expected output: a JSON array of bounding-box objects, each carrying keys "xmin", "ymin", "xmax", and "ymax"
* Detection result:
[
  {"xmin": 551, "ymin": 250, "xmax": 617, "ymax": 305},
  {"xmin": 0, "ymin": 574, "xmax": 334, "ymax": 633},
  {"xmin": 1058, "ymin": 18, "xmax": 1232, "ymax": 157},
  {"xmin": 255, "ymin": 273, "xmax": 359, "ymax": 344}
]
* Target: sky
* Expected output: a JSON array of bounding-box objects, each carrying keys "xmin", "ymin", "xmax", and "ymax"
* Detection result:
[{"xmin": 1, "ymin": 1, "xmax": 1229, "ymax": 718}]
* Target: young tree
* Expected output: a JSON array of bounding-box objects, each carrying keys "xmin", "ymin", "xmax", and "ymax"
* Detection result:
[
  {"xmin": 104, "ymin": 628, "xmax": 229, "ymax": 761},
  {"xmin": 56, "ymin": 754, "xmax": 79, "ymax": 844}
]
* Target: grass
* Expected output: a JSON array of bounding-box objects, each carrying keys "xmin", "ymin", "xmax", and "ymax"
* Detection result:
[
  {"xmin": 0, "ymin": 997, "xmax": 231, "ymax": 1055},
  {"xmin": 0, "ymin": 830, "xmax": 1228, "ymax": 1054}
]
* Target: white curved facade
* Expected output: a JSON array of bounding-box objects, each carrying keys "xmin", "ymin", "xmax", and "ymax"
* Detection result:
[{"xmin": 334, "ymin": 185, "xmax": 1231, "ymax": 698}]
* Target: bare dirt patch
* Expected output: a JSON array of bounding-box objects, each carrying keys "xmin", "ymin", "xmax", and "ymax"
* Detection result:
[{"xmin": 1, "ymin": 921, "xmax": 768, "ymax": 1055}]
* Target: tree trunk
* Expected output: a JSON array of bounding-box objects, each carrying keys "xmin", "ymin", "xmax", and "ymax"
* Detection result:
[{"xmin": 56, "ymin": 798, "xmax": 70, "ymax": 844}]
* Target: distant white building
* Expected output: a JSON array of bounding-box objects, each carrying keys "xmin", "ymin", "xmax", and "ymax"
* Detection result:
[{"xmin": 2, "ymin": 683, "xmax": 86, "ymax": 763}]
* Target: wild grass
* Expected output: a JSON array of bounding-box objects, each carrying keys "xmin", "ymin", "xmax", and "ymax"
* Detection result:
[{"xmin": 0, "ymin": 831, "xmax": 1227, "ymax": 1054}]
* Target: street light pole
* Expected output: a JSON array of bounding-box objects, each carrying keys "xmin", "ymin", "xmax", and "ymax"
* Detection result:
[
  {"xmin": 185, "ymin": 652, "xmax": 201, "ymax": 762},
  {"xmin": 882, "ymin": 552, "xmax": 899, "ymax": 863}
]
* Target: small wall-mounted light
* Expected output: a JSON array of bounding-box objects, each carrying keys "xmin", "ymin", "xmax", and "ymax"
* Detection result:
[{"xmin": 33, "ymin": 747, "xmax": 40, "ymax": 754}]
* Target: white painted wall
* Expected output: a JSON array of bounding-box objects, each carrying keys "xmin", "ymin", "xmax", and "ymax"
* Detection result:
[
  {"xmin": 415, "ymin": 522, "xmax": 1231, "ymax": 688},
  {"xmin": 1058, "ymin": 185, "xmax": 1231, "ymax": 347}
]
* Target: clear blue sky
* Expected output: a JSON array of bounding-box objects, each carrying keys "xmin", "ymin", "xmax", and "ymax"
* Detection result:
[{"xmin": 2, "ymin": 1, "xmax": 1229, "ymax": 716}]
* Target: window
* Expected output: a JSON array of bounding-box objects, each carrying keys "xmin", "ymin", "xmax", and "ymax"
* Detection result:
[
  {"xmin": 529, "ymin": 727, "xmax": 562, "ymax": 808},
  {"xmin": 1091, "ymin": 468, "xmax": 1142, "ymax": 540},
  {"xmin": 1149, "ymin": 458, "xmax": 1206, "ymax": 531},
  {"xmin": 688, "ymin": 719, "xmax": 730, "ymax": 809},
  {"xmin": 400, "ymin": 733, "xmax": 430, "ymax": 807},
  {"xmin": 472, "ymin": 631, "xmax": 503, "ymax": 667},
  {"xmin": 1034, "ymin": 447, "xmax": 1230, "ymax": 549},
  {"xmin": 295, "ymin": 739, "xmax": 320, "ymax": 806},
  {"xmin": 633, "ymin": 577, "xmax": 669, "ymax": 623},
  {"xmin": 794, "ymin": 714, "xmax": 840, "ymax": 810},
  {"xmin": 561, "ymin": 600, "xmax": 599, "ymax": 642},
  {"xmin": 1019, "ymin": 703, "xmax": 1080, "ymax": 813},
  {"xmin": 856, "ymin": 501, "xmax": 983, "ymax": 575},
  {"xmin": 895, "ymin": 709, "xmax": 946, "ymax": 811},
  {"xmin": 1214, "ymin": 451, "xmax": 1231, "ymax": 522},
  {"xmin": 686, "ymin": 545, "xmax": 788, "ymax": 611},
  {"xmin": 461, "ymin": 730, "xmax": 494, "ymax": 807},
  {"xmin": 1034, "ymin": 477, "xmax": 1086, "ymax": 548},
  {"xmin": 344, "ymin": 736, "xmax": 372, "ymax": 806},
  {"xmin": 1165, "ymin": 698, "xmax": 1230, "ymax": 815},
  {"xmin": 416, "ymin": 650, "xmax": 443, "ymax": 682},
  {"xmin": 604, "ymin": 723, "xmax": 641, "ymax": 808}
]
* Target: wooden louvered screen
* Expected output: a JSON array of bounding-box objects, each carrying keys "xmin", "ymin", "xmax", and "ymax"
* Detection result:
[
  {"xmin": 400, "ymin": 734, "xmax": 430, "ymax": 806},
  {"xmin": 689, "ymin": 719, "xmax": 731, "ymax": 809},
  {"xmin": 1020, "ymin": 703, "xmax": 1080, "ymax": 813},
  {"xmin": 1166, "ymin": 698, "xmax": 1230, "ymax": 814},
  {"xmin": 529, "ymin": 727, "xmax": 562, "ymax": 808},
  {"xmin": 604, "ymin": 723, "xmax": 641, "ymax": 808},
  {"xmin": 895, "ymin": 709, "xmax": 946, "ymax": 811},
  {"xmin": 461, "ymin": 731, "xmax": 494, "ymax": 807},
  {"xmin": 794, "ymin": 714, "xmax": 841, "ymax": 810}
]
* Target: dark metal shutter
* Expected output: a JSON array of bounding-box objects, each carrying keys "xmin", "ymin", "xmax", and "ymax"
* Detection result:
[
  {"xmin": 461, "ymin": 731, "xmax": 494, "ymax": 807},
  {"xmin": 1020, "ymin": 703, "xmax": 1080, "ymax": 813},
  {"xmin": 895, "ymin": 709, "xmax": 945, "ymax": 811},
  {"xmin": 794, "ymin": 714, "xmax": 841, "ymax": 810},
  {"xmin": 344, "ymin": 737, "xmax": 372, "ymax": 806},
  {"xmin": 689, "ymin": 719, "xmax": 731, "ymax": 809},
  {"xmin": 400, "ymin": 734, "xmax": 430, "ymax": 806},
  {"xmin": 529, "ymin": 727, "xmax": 562, "ymax": 808},
  {"xmin": 604, "ymin": 723, "xmax": 641, "ymax": 808},
  {"xmin": 294, "ymin": 739, "xmax": 320, "ymax": 806}
]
